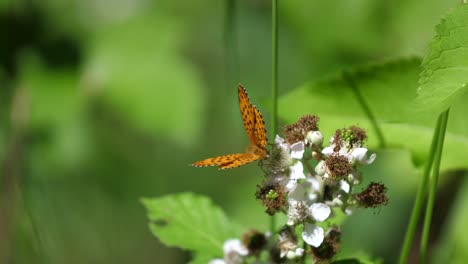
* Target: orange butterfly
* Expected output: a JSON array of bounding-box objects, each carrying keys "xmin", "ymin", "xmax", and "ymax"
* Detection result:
[{"xmin": 192, "ymin": 85, "xmax": 268, "ymax": 169}]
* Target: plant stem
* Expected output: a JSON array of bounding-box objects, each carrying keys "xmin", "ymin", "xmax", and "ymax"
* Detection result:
[
  {"xmin": 343, "ymin": 72, "xmax": 386, "ymax": 148},
  {"xmin": 271, "ymin": 0, "xmax": 278, "ymax": 140},
  {"xmin": 419, "ymin": 109, "xmax": 450, "ymax": 263},
  {"xmin": 398, "ymin": 115, "xmax": 442, "ymax": 264},
  {"xmin": 270, "ymin": 0, "xmax": 279, "ymax": 234},
  {"xmin": 224, "ymin": 0, "xmax": 238, "ymax": 86}
]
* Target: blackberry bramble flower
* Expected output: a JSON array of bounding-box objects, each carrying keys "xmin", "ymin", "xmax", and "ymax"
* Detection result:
[{"xmin": 211, "ymin": 115, "xmax": 387, "ymax": 263}]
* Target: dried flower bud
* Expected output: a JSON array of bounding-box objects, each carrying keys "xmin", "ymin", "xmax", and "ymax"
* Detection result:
[
  {"xmin": 306, "ymin": 130, "xmax": 324, "ymax": 147},
  {"xmin": 256, "ymin": 183, "xmax": 287, "ymax": 215},
  {"xmin": 333, "ymin": 126, "xmax": 368, "ymax": 151},
  {"xmin": 242, "ymin": 230, "xmax": 267, "ymax": 256},
  {"xmin": 356, "ymin": 182, "xmax": 389, "ymax": 208},
  {"xmin": 267, "ymin": 143, "xmax": 291, "ymax": 173},
  {"xmin": 311, "ymin": 227, "xmax": 341, "ymax": 262},
  {"xmin": 283, "ymin": 115, "xmax": 320, "ymax": 144},
  {"xmin": 324, "ymin": 154, "xmax": 351, "ymax": 181},
  {"xmin": 297, "ymin": 115, "xmax": 320, "ymax": 132},
  {"xmin": 287, "ymin": 200, "xmax": 310, "ymax": 225},
  {"xmin": 284, "ymin": 123, "xmax": 304, "ymax": 144}
]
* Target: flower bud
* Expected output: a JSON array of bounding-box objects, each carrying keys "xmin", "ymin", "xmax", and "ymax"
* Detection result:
[
  {"xmin": 315, "ymin": 161, "xmax": 326, "ymax": 176},
  {"xmin": 306, "ymin": 130, "xmax": 324, "ymax": 146}
]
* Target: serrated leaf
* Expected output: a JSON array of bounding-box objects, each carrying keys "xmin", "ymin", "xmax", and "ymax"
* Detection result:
[
  {"xmin": 279, "ymin": 58, "xmax": 468, "ymax": 172},
  {"xmin": 141, "ymin": 193, "xmax": 238, "ymax": 258},
  {"xmin": 416, "ymin": 4, "xmax": 468, "ymax": 112}
]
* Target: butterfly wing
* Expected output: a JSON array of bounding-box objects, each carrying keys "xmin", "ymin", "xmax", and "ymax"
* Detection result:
[
  {"xmin": 238, "ymin": 85, "xmax": 257, "ymax": 145},
  {"xmin": 192, "ymin": 153, "xmax": 259, "ymax": 170},
  {"xmin": 253, "ymin": 107, "xmax": 268, "ymax": 148},
  {"xmin": 218, "ymin": 153, "xmax": 260, "ymax": 169}
]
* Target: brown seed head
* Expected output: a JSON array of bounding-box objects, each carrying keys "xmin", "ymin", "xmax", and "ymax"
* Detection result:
[{"xmin": 356, "ymin": 182, "xmax": 389, "ymax": 208}]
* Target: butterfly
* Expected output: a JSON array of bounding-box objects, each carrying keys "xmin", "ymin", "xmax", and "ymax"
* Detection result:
[{"xmin": 192, "ymin": 84, "xmax": 268, "ymax": 169}]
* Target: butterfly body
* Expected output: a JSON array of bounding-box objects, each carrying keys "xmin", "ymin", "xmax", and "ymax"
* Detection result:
[{"xmin": 192, "ymin": 85, "xmax": 268, "ymax": 170}]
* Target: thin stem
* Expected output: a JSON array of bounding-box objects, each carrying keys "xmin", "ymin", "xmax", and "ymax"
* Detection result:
[
  {"xmin": 270, "ymin": 0, "xmax": 279, "ymax": 234},
  {"xmin": 398, "ymin": 115, "xmax": 442, "ymax": 264},
  {"xmin": 419, "ymin": 109, "xmax": 450, "ymax": 263},
  {"xmin": 224, "ymin": 0, "xmax": 238, "ymax": 86},
  {"xmin": 342, "ymin": 72, "xmax": 386, "ymax": 148},
  {"xmin": 271, "ymin": 0, "xmax": 278, "ymax": 140}
]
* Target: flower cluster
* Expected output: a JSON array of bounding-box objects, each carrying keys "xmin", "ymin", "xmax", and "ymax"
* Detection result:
[{"xmin": 210, "ymin": 115, "xmax": 388, "ymax": 263}]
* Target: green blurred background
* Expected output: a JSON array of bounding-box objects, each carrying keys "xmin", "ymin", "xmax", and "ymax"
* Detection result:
[{"xmin": 0, "ymin": 0, "xmax": 466, "ymax": 263}]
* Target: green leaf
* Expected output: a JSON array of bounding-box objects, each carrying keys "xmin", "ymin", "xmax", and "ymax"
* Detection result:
[
  {"xmin": 416, "ymin": 4, "xmax": 468, "ymax": 113},
  {"xmin": 141, "ymin": 193, "xmax": 238, "ymax": 258},
  {"xmin": 189, "ymin": 253, "xmax": 215, "ymax": 264},
  {"xmin": 279, "ymin": 58, "xmax": 468, "ymax": 172}
]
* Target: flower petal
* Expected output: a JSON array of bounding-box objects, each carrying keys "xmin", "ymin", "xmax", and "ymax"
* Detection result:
[
  {"xmin": 208, "ymin": 259, "xmax": 226, "ymax": 264},
  {"xmin": 275, "ymin": 135, "xmax": 289, "ymax": 151},
  {"xmin": 288, "ymin": 182, "xmax": 305, "ymax": 201},
  {"xmin": 322, "ymin": 146, "xmax": 334, "ymax": 157},
  {"xmin": 309, "ymin": 203, "xmax": 331, "ymax": 222},
  {"xmin": 295, "ymin": 248, "xmax": 305, "ymax": 257},
  {"xmin": 340, "ymin": 180, "xmax": 350, "ymax": 193},
  {"xmin": 290, "ymin": 161, "xmax": 305, "ymax": 180},
  {"xmin": 223, "ymin": 239, "xmax": 248, "ymax": 256},
  {"xmin": 351, "ymin": 148, "xmax": 376, "ymax": 165},
  {"xmin": 290, "ymin": 141, "xmax": 305, "ymax": 159},
  {"xmin": 302, "ymin": 223, "xmax": 325, "ymax": 247},
  {"xmin": 315, "ymin": 161, "xmax": 326, "ymax": 176}
]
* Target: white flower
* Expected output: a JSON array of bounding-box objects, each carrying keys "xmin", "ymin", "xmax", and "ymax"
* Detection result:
[
  {"xmin": 288, "ymin": 175, "xmax": 323, "ymax": 204},
  {"xmin": 302, "ymin": 223, "xmax": 325, "ymax": 247},
  {"xmin": 321, "ymin": 146, "xmax": 335, "ymax": 157},
  {"xmin": 340, "ymin": 180, "xmax": 350, "ymax": 193},
  {"xmin": 289, "ymin": 161, "xmax": 305, "ymax": 180},
  {"xmin": 209, "ymin": 259, "xmax": 226, "ymax": 264},
  {"xmin": 350, "ymin": 148, "xmax": 376, "ymax": 165},
  {"xmin": 223, "ymin": 239, "xmax": 248, "ymax": 256},
  {"xmin": 304, "ymin": 175, "xmax": 323, "ymax": 202},
  {"xmin": 286, "ymin": 247, "xmax": 305, "ymax": 259},
  {"xmin": 290, "ymin": 141, "xmax": 305, "ymax": 159},
  {"xmin": 309, "ymin": 203, "xmax": 331, "ymax": 222},
  {"xmin": 287, "ymin": 200, "xmax": 309, "ymax": 225},
  {"xmin": 223, "ymin": 239, "xmax": 248, "ymax": 264},
  {"xmin": 275, "ymin": 135, "xmax": 305, "ymax": 160},
  {"xmin": 322, "ymin": 146, "xmax": 352, "ymax": 161},
  {"xmin": 288, "ymin": 182, "xmax": 306, "ymax": 202},
  {"xmin": 275, "ymin": 135, "xmax": 289, "ymax": 151}
]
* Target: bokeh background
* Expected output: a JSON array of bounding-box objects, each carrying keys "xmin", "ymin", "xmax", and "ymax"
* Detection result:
[{"xmin": 0, "ymin": 0, "xmax": 466, "ymax": 263}]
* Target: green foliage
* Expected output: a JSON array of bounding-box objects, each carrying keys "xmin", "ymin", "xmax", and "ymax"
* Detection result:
[
  {"xmin": 84, "ymin": 11, "xmax": 205, "ymax": 146},
  {"xmin": 142, "ymin": 193, "xmax": 239, "ymax": 258},
  {"xmin": 332, "ymin": 257, "xmax": 382, "ymax": 264},
  {"xmin": 189, "ymin": 254, "xmax": 215, "ymax": 264},
  {"xmin": 432, "ymin": 175, "xmax": 468, "ymax": 263},
  {"xmin": 17, "ymin": 55, "xmax": 91, "ymax": 173},
  {"xmin": 279, "ymin": 58, "xmax": 468, "ymax": 172},
  {"xmin": 416, "ymin": 4, "xmax": 468, "ymax": 113}
]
